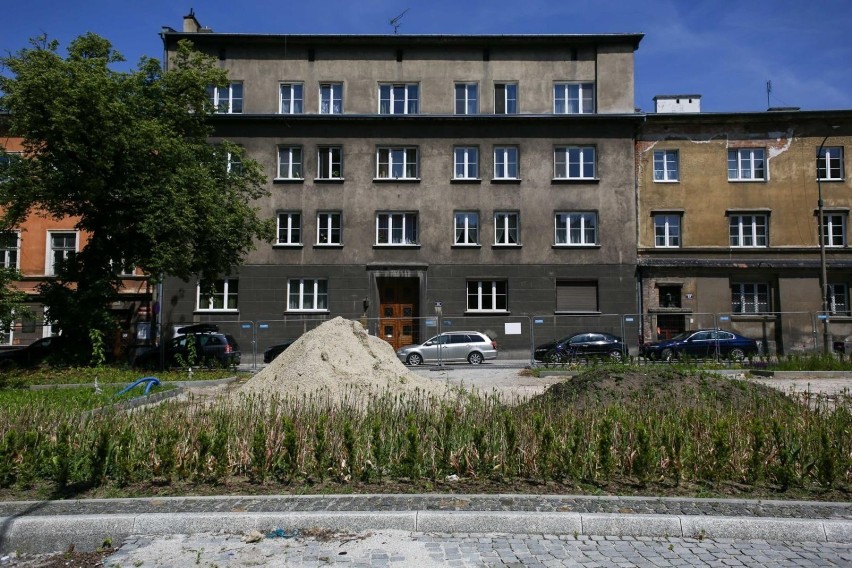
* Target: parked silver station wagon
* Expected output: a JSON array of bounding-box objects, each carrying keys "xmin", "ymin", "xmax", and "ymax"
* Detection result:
[{"xmin": 397, "ymin": 331, "xmax": 498, "ymax": 366}]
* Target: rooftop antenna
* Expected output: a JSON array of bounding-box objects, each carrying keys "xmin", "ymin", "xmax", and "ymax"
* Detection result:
[
  {"xmin": 766, "ymin": 80, "xmax": 772, "ymax": 109},
  {"xmin": 389, "ymin": 8, "xmax": 409, "ymax": 34}
]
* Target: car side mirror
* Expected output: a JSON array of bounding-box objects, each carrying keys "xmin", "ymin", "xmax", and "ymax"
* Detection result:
[{"xmin": 424, "ymin": 341, "xmax": 433, "ymax": 346}]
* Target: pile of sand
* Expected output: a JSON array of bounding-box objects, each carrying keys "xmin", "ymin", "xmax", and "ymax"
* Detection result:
[{"xmin": 235, "ymin": 317, "xmax": 450, "ymax": 403}]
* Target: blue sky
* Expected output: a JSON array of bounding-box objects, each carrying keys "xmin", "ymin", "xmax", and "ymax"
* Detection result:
[{"xmin": 3, "ymin": 0, "xmax": 851, "ymax": 112}]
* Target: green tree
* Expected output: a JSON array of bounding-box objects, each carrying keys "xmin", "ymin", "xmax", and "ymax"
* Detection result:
[
  {"xmin": 0, "ymin": 267, "xmax": 29, "ymax": 341},
  {"xmin": 0, "ymin": 34, "xmax": 274, "ymax": 362}
]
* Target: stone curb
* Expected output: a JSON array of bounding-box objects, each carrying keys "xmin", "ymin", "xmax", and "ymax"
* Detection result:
[{"xmin": 2, "ymin": 511, "xmax": 850, "ymax": 554}]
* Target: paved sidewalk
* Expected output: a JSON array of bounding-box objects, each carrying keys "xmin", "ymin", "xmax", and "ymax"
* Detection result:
[{"xmin": 1, "ymin": 494, "xmax": 850, "ymax": 554}]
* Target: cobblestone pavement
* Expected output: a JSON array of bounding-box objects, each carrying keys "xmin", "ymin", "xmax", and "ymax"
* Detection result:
[
  {"xmin": 100, "ymin": 530, "xmax": 852, "ymax": 567},
  {"xmin": 1, "ymin": 494, "xmax": 850, "ymax": 520}
]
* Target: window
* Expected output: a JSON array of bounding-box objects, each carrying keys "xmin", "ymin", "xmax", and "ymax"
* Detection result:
[
  {"xmin": 277, "ymin": 212, "xmax": 302, "ymax": 245},
  {"xmin": 0, "ymin": 152, "xmax": 21, "ymax": 182},
  {"xmin": 0, "ymin": 231, "xmax": 19, "ymax": 269},
  {"xmin": 198, "ymin": 278, "xmax": 239, "ymax": 311},
  {"xmin": 319, "ymin": 82, "xmax": 343, "ymax": 114},
  {"xmin": 317, "ymin": 146, "xmax": 343, "ymax": 179},
  {"xmin": 818, "ymin": 147, "xmax": 844, "ymax": 181},
  {"xmin": 556, "ymin": 281, "xmax": 598, "ymax": 312},
  {"xmin": 454, "ymin": 212, "xmax": 479, "ymax": 245},
  {"xmin": 553, "ymin": 82, "xmax": 594, "ymax": 114},
  {"xmin": 731, "ymin": 283, "xmax": 769, "ymax": 313},
  {"xmin": 317, "ymin": 212, "xmax": 342, "ymax": 245},
  {"xmin": 653, "ymin": 150, "xmax": 679, "ymax": 182},
  {"xmin": 729, "ymin": 214, "xmax": 767, "ymax": 247},
  {"xmin": 208, "ymin": 83, "xmax": 243, "ymax": 114},
  {"xmin": 554, "ymin": 146, "xmax": 596, "ymax": 180},
  {"xmin": 494, "ymin": 212, "xmax": 520, "ymax": 245},
  {"xmin": 379, "ymin": 83, "xmax": 419, "ymax": 114},
  {"xmin": 823, "ymin": 213, "xmax": 846, "ymax": 247},
  {"xmin": 288, "ymin": 279, "xmax": 328, "ymax": 311},
  {"xmin": 728, "ymin": 148, "xmax": 766, "ymax": 181},
  {"xmin": 658, "ymin": 285, "xmax": 681, "ymax": 308},
  {"xmin": 277, "ymin": 146, "xmax": 303, "ymax": 179},
  {"xmin": 555, "ymin": 212, "xmax": 597, "ymax": 246},
  {"xmin": 280, "ymin": 83, "xmax": 304, "ymax": 114},
  {"xmin": 467, "ymin": 280, "xmax": 508, "ymax": 312},
  {"xmin": 226, "ymin": 152, "xmax": 242, "ymax": 176},
  {"xmin": 494, "ymin": 83, "xmax": 518, "ymax": 114},
  {"xmin": 654, "ymin": 214, "xmax": 681, "ymax": 248},
  {"xmin": 46, "ymin": 231, "xmax": 77, "ymax": 276},
  {"xmin": 455, "ymin": 83, "xmax": 478, "ymax": 115},
  {"xmin": 494, "ymin": 146, "xmax": 519, "ymax": 179},
  {"xmin": 454, "ymin": 146, "xmax": 479, "ymax": 180},
  {"xmin": 829, "ymin": 283, "xmax": 850, "ymax": 316},
  {"xmin": 376, "ymin": 147, "xmax": 419, "ymax": 179},
  {"xmin": 376, "ymin": 212, "xmax": 418, "ymax": 245}
]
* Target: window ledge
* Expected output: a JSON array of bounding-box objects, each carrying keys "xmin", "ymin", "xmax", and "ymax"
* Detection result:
[
  {"xmin": 451, "ymin": 178, "xmax": 483, "ymax": 184},
  {"xmin": 551, "ymin": 178, "xmax": 600, "ymax": 185},
  {"xmin": 313, "ymin": 243, "xmax": 344, "ymax": 248},
  {"xmin": 372, "ymin": 178, "xmax": 421, "ymax": 184},
  {"xmin": 492, "ymin": 244, "xmax": 522, "ymax": 249},
  {"xmin": 727, "ymin": 179, "xmax": 767, "ymax": 183},
  {"xmin": 490, "ymin": 178, "xmax": 522, "ymax": 184},
  {"xmin": 817, "ymin": 178, "xmax": 845, "ymax": 183},
  {"xmin": 286, "ymin": 310, "xmax": 331, "ymax": 315},
  {"xmin": 194, "ymin": 309, "xmax": 239, "ymax": 314},
  {"xmin": 826, "ymin": 315, "xmax": 852, "ymax": 321},
  {"xmin": 273, "ymin": 178, "xmax": 305, "ymax": 184},
  {"xmin": 314, "ymin": 178, "xmax": 345, "ymax": 184},
  {"xmin": 653, "ymin": 180, "xmax": 680, "ymax": 184},
  {"xmin": 373, "ymin": 244, "xmax": 421, "ymax": 249},
  {"xmin": 464, "ymin": 310, "xmax": 510, "ymax": 315},
  {"xmin": 552, "ymin": 244, "xmax": 600, "ymax": 249},
  {"xmin": 273, "ymin": 244, "xmax": 304, "ymax": 249},
  {"xmin": 451, "ymin": 244, "xmax": 482, "ymax": 249},
  {"xmin": 554, "ymin": 311, "xmax": 602, "ymax": 315}
]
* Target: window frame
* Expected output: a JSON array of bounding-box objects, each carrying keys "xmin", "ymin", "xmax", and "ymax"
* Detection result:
[
  {"xmin": 494, "ymin": 82, "xmax": 518, "ymax": 114},
  {"xmin": 466, "ymin": 280, "xmax": 508, "ymax": 313},
  {"xmin": 493, "ymin": 146, "xmax": 520, "ymax": 180},
  {"xmin": 45, "ymin": 230, "xmax": 78, "ymax": 276},
  {"xmin": 316, "ymin": 212, "xmax": 342, "ymax": 246},
  {"xmin": 317, "ymin": 146, "xmax": 343, "ymax": 180},
  {"xmin": 554, "ymin": 146, "xmax": 596, "ymax": 180},
  {"xmin": 553, "ymin": 82, "xmax": 595, "ymax": 114},
  {"xmin": 822, "ymin": 212, "xmax": 847, "ymax": 247},
  {"xmin": 554, "ymin": 212, "xmax": 598, "ymax": 246},
  {"xmin": 829, "ymin": 283, "xmax": 850, "ymax": 316},
  {"xmin": 287, "ymin": 278, "xmax": 329, "ymax": 312},
  {"xmin": 729, "ymin": 214, "xmax": 768, "ymax": 248},
  {"xmin": 279, "ymin": 82, "xmax": 304, "ymax": 114},
  {"xmin": 319, "ymin": 82, "xmax": 343, "ymax": 114},
  {"xmin": 454, "ymin": 82, "xmax": 478, "ymax": 115},
  {"xmin": 379, "ymin": 83, "xmax": 419, "ymax": 115},
  {"xmin": 376, "ymin": 147, "xmax": 419, "ymax": 180},
  {"xmin": 276, "ymin": 211, "xmax": 302, "ymax": 246},
  {"xmin": 818, "ymin": 147, "xmax": 845, "ymax": 181},
  {"xmin": 731, "ymin": 282, "xmax": 770, "ymax": 314},
  {"xmin": 375, "ymin": 212, "xmax": 419, "ymax": 246},
  {"xmin": 208, "ymin": 82, "xmax": 243, "ymax": 114},
  {"xmin": 494, "ymin": 211, "xmax": 520, "ymax": 246},
  {"xmin": 453, "ymin": 146, "xmax": 480, "ymax": 180},
  {"xmin": 728, "ymin": 148, "xmax": 766, "ymax": 181},
  {"xmin": 653, "ymin": 214, "xmax": 681, "ymax": 248},
  {"xmin": 0, "ymin": 231, "xmax": 20, "ymax": 269},
  {"xmin": 197, "ymin": 278, "xmax": 239, "ymax": 312},
  {"xmin": 653, "ymin": 149, "xmax": 680, "ymax": 182},
  {"xmin": 454, "ymin": 211, "xmax": 480, "ymax": 246}
]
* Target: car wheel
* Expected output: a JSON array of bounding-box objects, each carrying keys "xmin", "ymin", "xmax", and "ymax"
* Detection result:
[
  {"xmin": 729, "ymin": 348, "xmax": 745, "ymax": 361},
  {"xmin": 407, "ymin": 353, "xmax": 423, "ymax": 366},
  {"xmin": 608, "ymin": 349, "xmax": 623, "ymax": 361},
  {"xmin": 661, "ymin": 348, "xmax": 674, "ymax": 362},
  {"xmin": 468, "ymin": 352, "xmax": 484, "ymax": 365}
]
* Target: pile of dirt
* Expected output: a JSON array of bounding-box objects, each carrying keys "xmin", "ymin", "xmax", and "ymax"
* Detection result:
[
  {"xmin": 530, "ymin": 366, "xmax": 800, "ymax": 412},
  {"xmin": 235, "ymin": 317, "xmax": 450, "ymax": 403}
]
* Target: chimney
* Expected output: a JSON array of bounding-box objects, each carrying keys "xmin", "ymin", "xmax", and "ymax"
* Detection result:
[
  {"xmin": 183, "ymin": 9, "xmax": 201, "ymax": 33},
  {"xmin": 653, "ymin": 95, "xmax": 702, "ymax": 114}
]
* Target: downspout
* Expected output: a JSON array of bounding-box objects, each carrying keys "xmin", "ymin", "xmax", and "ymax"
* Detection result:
[{"xmin": 634, "ymin": 114, "xmax": 647, "ymax": 350}]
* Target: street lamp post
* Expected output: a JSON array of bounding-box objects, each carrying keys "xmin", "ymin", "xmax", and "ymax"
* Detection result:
[{"xmin": 816, "ymin": 128, "xmax": 839, "ymax": 354}]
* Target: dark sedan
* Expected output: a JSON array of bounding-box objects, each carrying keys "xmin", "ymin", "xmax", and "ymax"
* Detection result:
[
  {"xmin": 0, "ymin": 336, "xmax": 67, "ymax": 370},
  {"xmin": 641, "ymin": 329, "xmax": 759, "ymax": 361},
  {"xmin": 534, "ymin": 332, "xmax": 624, "ymax": 363},
  {"xmin": 263, "ymin": 339, "xmax": 295, "ymax": 363}
]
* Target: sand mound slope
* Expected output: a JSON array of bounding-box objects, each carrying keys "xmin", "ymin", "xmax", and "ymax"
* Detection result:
[{"xmin": 236, "ymin": 317, "xmax": 449, "ymax": 402}]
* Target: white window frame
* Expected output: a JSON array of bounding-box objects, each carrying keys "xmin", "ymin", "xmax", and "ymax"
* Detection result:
[
  {"xmin": 209, "ymin": 82, "xmax": 243, "ymax": 114},
  {"xmin": 226, "ymin": 151, "xmax": 242, "ymax": 176},
  {"xmin": 454, "ymin": 211, "xmax": 479, "ymax": 246},
  {"xmin": 467, "ymin": 280, "xmax": 508, "ymax": 312},
  {"xmin": 818, "ymin": 147, "xmax": 844, "ymax": 181},
  {"xmin": 731, "ymin": 282, "xmax": 770, "ymax": 314},
  {"xmin": 823, "ymin": 213, "xmax": 846, "ymax": 247},
  {"xmin": 729, "ymin": 214, "xmax": 768, "ymax": 248},
  {"xmin": 279, "ymin": 82, "xmax": 304, "ymax": 114},
  {"xmin": 376, "ymin": 212, "xmax": 418, "ymax": 245},
  {"xmin": 197, "ymin": 278, "xmax": 239, "ymax": 312},
  {"xmin": 554, "ymin": 146, "xmax": 596, "ymax": 180},
  {"xmin": 454, "ymin": 83, "xmax": 478, "ymax": 115},
  {"xmin": 553, "ymin": 82, "xmax": 594, "ymax": 114},
  {"xmin": 45, "ymin": 231, "xmax": 78, "ymax": 276},
  {"xmin": 653, "ymin": 214, "xmax": 681, "ymax": 248},
  {"xmin": 319, "ymin": 82, "xmax": 343, "ymax": 114},
  {"xmin": 376, "ymin": 147, "xmax": 419, "ymax": 180},
  {"xmin": 0, "ymin": 231, "xmax": 20, "ymax": 269},
  {"xmin": 494, "ymin": 82, "xmax": 518, "ymax": 114},
  {"xmin": 287, "ymin": 278, "xmax": 328, "ymax": 312},
  {"xmin": 453, "ymin": 146, "xmax": 479, "ymax": 180},
  {"xmin": 493, "ymin": 146, "xmax": 519, "ymax": 180},
  {"xmin": 494, "ymin": 212, "xmax": 520, "ymax": 246},
  {"xmin": 554, "ymin": 212, "xmax": 598, "ymax": 246},
  {"xmin": 277, "ymin": 146, "xmax": 303, "ymax": 180},
  {"xmin": 317, "ymin": 146, "xmax": 343, "ymax": 179},
  {"xmin": 277, "ymin": 212, "xmax": 302, "ymax": 245},
  {"xmin": 653, "ymin": 149, "xmax": 679, "ymax": 182},
  {"xmin": 317, "ymin": 212, "xmax": 342, "ymax": 245},
  {"xmin": 379, "ymin": 83, "xmax": 419, "ymax": 115},
  {"xmin": 728, "ymin": 148, "xmax": 766, "ymax": 181},
  {"xmin": 829, "ymin": 283, "xmax": 850, "ymax": 316}
]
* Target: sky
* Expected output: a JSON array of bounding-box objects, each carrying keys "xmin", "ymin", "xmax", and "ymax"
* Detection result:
[{"xmin": 2, "ymin": 0, "xmax": 851, "ymax": 113}]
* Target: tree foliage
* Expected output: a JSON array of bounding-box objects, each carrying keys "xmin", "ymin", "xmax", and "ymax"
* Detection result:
[{"xmin": 0, "ymin": 34, "xmax": 273, "ymax": 359}]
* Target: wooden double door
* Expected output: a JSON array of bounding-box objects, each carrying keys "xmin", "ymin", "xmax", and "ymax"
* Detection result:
[{"xmin": 377, "ymin": 277, "xmax": 419, "ymax": 350}]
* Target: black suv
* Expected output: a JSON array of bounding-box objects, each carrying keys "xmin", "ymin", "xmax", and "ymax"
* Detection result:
[{"xmin": 133, "ymin": 324, "xmax": 241, "ymax": 369}]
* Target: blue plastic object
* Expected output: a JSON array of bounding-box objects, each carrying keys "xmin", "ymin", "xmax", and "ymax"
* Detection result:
[{"xmin": 116, "ymin": 376, "xmax": 160, "ymax": 397}]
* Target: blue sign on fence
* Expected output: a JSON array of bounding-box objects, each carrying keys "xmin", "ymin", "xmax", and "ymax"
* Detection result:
[
  {"xmin": 425, "ymin": 319, "xmax": 436, "ymax": 326},
  {"xmin": 534, "ymin": 319, "xmax": 544, "ymax": 324},
  {"xmin": 719, "ymin": 316, "xmax": 730, "ymax": 321},
  {"xmin": 624, "ymin": 317, "xmax": 634, "ymax": 322},
  {"xmin": 443, "ymin": 320, "xmax": 452, "ymax": 326},
  {"xmin": 258, "ymin": 323, "xmax": 269, "ymax": 329},
  {"xmin": 242, "ymin": 323, "xmax": 252, "ymax": 329},
  {"xmin": 818, "ymin": 314, "xmax": 828, "ymax": 320}
]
